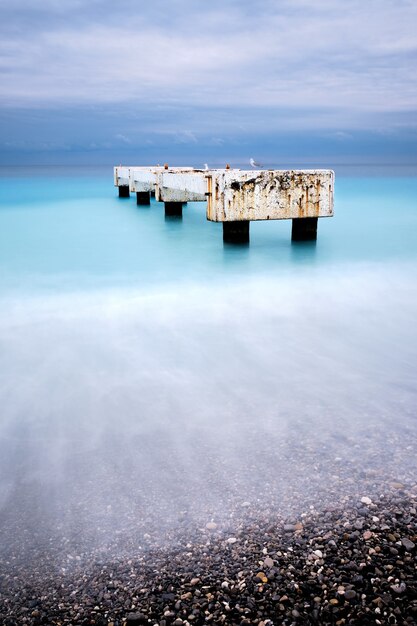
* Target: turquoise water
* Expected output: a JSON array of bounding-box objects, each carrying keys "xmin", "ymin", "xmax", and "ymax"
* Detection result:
[
  {"xmin": 1, "ymin": 169, "xmax": 416, "ymax": 294},
  {"xmin": 0, "ymin": 166, "xmax": 416, "ymax": 533}
]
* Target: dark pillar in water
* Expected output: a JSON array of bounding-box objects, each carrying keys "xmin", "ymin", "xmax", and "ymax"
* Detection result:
[
  {"xmin": 223, "ymin": 221, "xmax": 250, "ymax": 243},
  {"xmin": 118, "ymin": 186, "xmax": 130, "ymax": 198},
  {"xmin": 136, "ymin": 191, "xmax": 151, "ymax": 205},
  {"xmin": 150, "ymin": 190, "xmax": 156, "ymax": 198},
  {"xmin": 165, "ymin": 202, "xmax": 183, "ymax": 217},
  {"xmin": 291, "ymin": 217, "xmax": 318, "ymax": 241}
]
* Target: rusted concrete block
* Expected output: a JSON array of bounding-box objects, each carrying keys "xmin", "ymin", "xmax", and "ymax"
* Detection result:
[
  {"xmin": 129, "ymin": 166, "xmax": 194, "ymax": 197},
  {"xmin": 206, "ymin": 170, "xmax": 334, "ymax": 222},
  {"xmin": 130, "ymin": 167, "xmax": 164, "ymax": 193},
  {"xmin": 114, "ymin": 166, "xmax": 131, "ymax": 190},
  {"xmin": 157, "ymin": 171, "xmax": 207, "ymax": 202},
  {"xmin": 155, "ymin": 169, "xmax": 241, "ymax": 202},
  {"xmin": 155, "ymin": 168, "xmax": 200, "ymax": 201}
]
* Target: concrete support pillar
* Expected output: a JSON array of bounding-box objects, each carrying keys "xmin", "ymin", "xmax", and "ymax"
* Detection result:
[
  {"xmin": 118, "ymin": 186, "xmax": 130, "ymax": 198},
  {"xmin": 165, "ymin": 202, "xmax": 183, "ymax": 217},
  {"xmin": 136, "ymin": 191, "xmax": 151, "ymax": 205},
  {"xmin": 223, "ymin": 221, "xmax": 250, "ymax": 243},
  {"xmin": 291, "ymin": 217, "xmax": 318, "ymax": 241}
]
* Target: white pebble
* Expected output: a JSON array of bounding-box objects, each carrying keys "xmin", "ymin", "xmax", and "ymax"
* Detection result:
[
  {"xmin": 361, "ymin": 496, "xmax": 372, "ymax": 505},
  {"xmin": 226, "ymin": 537, "xmax": 237, "ymax": 544}
]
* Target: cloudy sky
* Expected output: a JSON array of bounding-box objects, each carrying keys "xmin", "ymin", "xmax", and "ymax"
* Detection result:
[{"xmin": 1, "ymin": 0, "xmax": 416, "ymax": 165}]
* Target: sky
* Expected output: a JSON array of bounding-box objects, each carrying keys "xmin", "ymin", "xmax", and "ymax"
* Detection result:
[{"xmin": 0, "ymin": 0, "xmax": 416, "ymax": 165}]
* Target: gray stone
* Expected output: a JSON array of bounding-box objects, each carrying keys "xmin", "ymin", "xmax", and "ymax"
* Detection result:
[{"xmin": 401, "ymin": 538, "xmax": 415, "ymax": 551}]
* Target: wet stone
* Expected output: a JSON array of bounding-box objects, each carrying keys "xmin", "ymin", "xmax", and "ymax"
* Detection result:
[
  {"xmin": 126, "ymin": 613, "xmax": 147, "ymax": 625},
  {"xmin": 401, "ymin": 537, "xmax": 415, "ymax": 551},
  {"xmin": 1, "ymin": 453, "xmax": 417, "ymax": 626}
]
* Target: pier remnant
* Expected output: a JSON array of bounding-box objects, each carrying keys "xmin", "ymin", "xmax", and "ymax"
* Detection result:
[
  {"xmin": 154, "ymin": 168, "xmax": 198, "ymax": 217},
  {"xmin": 113, "ymin": 166, "xmax": 334, "ymax": 243},
  {"xmin": 114, "ymin": 166, "xmax": 131, "ymax": 197},
  {"xmin": 206, "ymin": 169, "xmax": 334, "ymax": 243}
]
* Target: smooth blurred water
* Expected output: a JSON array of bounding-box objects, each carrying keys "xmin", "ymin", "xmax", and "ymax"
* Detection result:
[
  {"xmin": 1, "ymin": 167, "xmax": 416, "ymax": 295},
  {"xmin": 0, "ymin": 166, "xmax": 416, "ymax": 540}
]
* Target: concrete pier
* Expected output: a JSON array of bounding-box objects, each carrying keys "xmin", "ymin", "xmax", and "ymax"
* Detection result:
[
  {"xmin": 206, "ymin": 169, "xmax": 334, "ymax": 243},
  {"xmin": 129, "ymin": 166, "xmax": 163, "ymax": 197},
  {"xmin": 114, "ymin": 166, "xmax": 130, "ymax": 191},
  {"xmin": 113, "ymin": 166, "xmax": 334, "ymax": 243},
  {"xmin": 136, "ymin": 191, "xmax": 151, "ymax": 205}
]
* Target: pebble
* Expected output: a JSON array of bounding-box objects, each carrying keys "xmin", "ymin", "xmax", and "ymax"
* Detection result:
[
  {"xmin": 360, "ymin": 496, "xmax": 372, "ymax": 505},
  {"xmin": 391, "ymin": 582, "xmax": 407, "ymax": 594},
  {"xmin": 401, "ymin": 537, "xmax": 415, "ymax": 551},
  {"xmin": 256, "ymin": 572, "xmax": 268, "ymax": 583},
  {"xmin": 206, "ymin": 522, "xmax": 217, "ymax": 530},
  {"xmin": 126, "ymin": 613, "xmax": 147, "ymax": 625}
]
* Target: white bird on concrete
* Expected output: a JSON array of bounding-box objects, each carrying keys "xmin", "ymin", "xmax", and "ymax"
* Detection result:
[
  {"xmin": 204, "ymin": 163, "xmax": 209, "ymax": 171},
  {"xmin": 250, "ymin": 158, "xmax": 263, "ymax": 168}
]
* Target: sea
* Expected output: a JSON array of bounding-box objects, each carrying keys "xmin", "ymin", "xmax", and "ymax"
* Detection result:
[{"xmin": 0, "ymin": 164, "xmax": 416, "ymax": 542}]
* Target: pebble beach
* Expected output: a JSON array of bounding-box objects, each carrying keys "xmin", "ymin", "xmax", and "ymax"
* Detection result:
[{"xmin": 1, "ymin": 427, "xmax": 416, "ymax": 626}]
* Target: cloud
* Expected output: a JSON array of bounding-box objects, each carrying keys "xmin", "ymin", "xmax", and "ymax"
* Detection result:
[
  {"xmin": 0, "ymin": 1, "xmax": 416, "ymax": 115},
  {"xmin": 115, "ymin": 134, "xmax": 132, "ymax": 144},
  {"xmin": 172, "ymin": 131, "xmax": 198, "ymax": 144}
]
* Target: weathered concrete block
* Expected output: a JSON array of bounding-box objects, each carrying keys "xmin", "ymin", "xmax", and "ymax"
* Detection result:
[
  {"xmin": 114, "ymin": 166, "xmax": 131, "ymax": 188},
  {"xmin": 206, "ymin": 170, "xmax": 334, "ymax": 222},
  {"xmin": 157, "ymin": 171, "xmax": 207, "ymax": 202},
  {"xmin": 155, "ymin": 169, "xmax": 198, "ymax": 201},
  {"xmin": 130, "ymin": 167, "xmax": 163, "ymax": 193}
]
